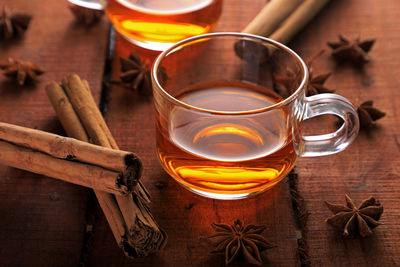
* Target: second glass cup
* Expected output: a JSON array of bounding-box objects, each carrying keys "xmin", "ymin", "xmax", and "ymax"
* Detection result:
[
  {"xmin": 105, "ymin": 0, "xmax": 223, "ymax": 51},
  {"xmin": 152, "ymin": 33, "xmax": 359, "ymax": 200},
  {"xmin": 68, "ymin": 0, "xmax": 223, "ymax": 50}
]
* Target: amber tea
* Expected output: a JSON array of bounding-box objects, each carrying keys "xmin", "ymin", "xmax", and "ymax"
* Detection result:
[
  {"xmin": 153, "ymin": 33, "xmax": 359, "ymax": 200},
  {"xmin": 106, "ymin": 0, "xmax": 223, "ymax": 50},
  {"xmin": 156, "ymin": 81, "xmax": 297, "ymax": 199}
]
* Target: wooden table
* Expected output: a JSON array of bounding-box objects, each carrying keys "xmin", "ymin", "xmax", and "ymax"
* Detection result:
[{"xmin": 0, "ymin": 0, "xmax": 399, "ymax": 266}]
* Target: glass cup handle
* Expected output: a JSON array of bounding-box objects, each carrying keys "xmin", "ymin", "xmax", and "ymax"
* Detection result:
[{"xmin": 300, "ymin": 94, "xmax": 359, "ymax": 157}]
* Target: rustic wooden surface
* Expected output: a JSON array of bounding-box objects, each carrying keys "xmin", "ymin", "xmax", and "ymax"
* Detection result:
[
  {"xmin": 0, "ymin": 0, "xmax": 399, "ymax": 266},
  {"xmin": 292, "ymin": 1, "xmax": 400, "ymax": 266},
  {"xmin": 0, "ymin": 0, "xmax": 108, "ymax": 265}
]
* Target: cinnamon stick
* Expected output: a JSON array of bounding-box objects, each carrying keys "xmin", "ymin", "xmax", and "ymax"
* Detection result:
[
  {"xmin": 0, "ymin": 122, "xmax": 141, "ymax": 174},
  {"xmin": 0, "ymin": 140, "xmax": 123, "ymax": 194},
  {"xmin": 269, "ymin": 0, "xmax": 331, "ymax": 45},
  {"xmin": 61, "ymin": 76, "xmax": 111, "ymax": 147},
  {"xmin": 0, "ymin": 122, "xmax": 139, "ymax": 195},
  {"xmin": 46, "ymin": 81, "xmax": 126, "ymax": 247},
  {"xmin": 239, "ymin": 0, "xmax": 330, "ymax": 56},
  {"xmin": 45, "ymin": 81, "xmax": 88, "ymax": 141},
  {"xmin": 46, "ymin": 74, "xmax": 166, "ymax": 257},
  {"xmin": 242, "ymin": 0, "xmax": 304, "ymax": 37}
]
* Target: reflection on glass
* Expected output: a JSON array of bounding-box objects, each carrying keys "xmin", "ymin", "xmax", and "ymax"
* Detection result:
[{"xmin": 67, "ymin": 0, "xmax": 104, "ymax": 10}]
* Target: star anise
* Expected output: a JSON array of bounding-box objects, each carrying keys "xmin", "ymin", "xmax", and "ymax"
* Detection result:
[
  {"xmin": 0, "ymin": 58, "xmax": 44, "ymax": 85},
  {"xmin": 357, "ymin": 101, "xmax": 385, "ymax": 129},
  {"xmin": 208, "ymin": 220, "xmax": 275, "ymax": 266},
  {"xmin": 0, "ymin": 6, "xmax": 32, "ymax": 40},
  {"xmin": 274, "ymin": 51, "xmax": 333, "ymax": 97},
  {"xmin": 328, "ymin": 34, "xmax": 376, "ymax": 65},
  {"xmin": 273, "ymin": 66, "xmax": 298, "ymax": 98},
  {"xmin": 306, "ymin": 70, "xmax": 333, "ymax": 96},
  {"xmin": 119, "ymin": 52, "xmax": 152, "ymax": 94},
  {"xmin": 302, "ymin": 51, "xmax": 334, "ymax": 96},
  {"xmin": 325, "ymin": 194, "xmax": 383, "ymax": 237},
  {"xmin": 69, "ymin": 5, "xmax": 104, "ymax": 25}
]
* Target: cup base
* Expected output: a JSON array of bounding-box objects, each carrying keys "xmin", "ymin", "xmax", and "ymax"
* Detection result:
[
  {"xmin": 173, "ymin": 176, "xmax": 283, "ymax": 200},
  {"xmin": 119, "ymin": 33, "xmax": 175, "ymax": 51},
  {"xmin": 187, "ymin": 186, "xmax": 259, "ymax": 200}
]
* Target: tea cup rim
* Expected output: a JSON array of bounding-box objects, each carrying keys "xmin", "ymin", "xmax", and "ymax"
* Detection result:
[{"xmin": 152, "ymin": 32, "xmax": 309, "ymax": 115}]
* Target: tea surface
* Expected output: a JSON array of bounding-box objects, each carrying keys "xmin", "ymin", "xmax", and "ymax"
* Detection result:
[{"xmin": 171, "ymin": 87, "xmax": 286, "ymax": 161}]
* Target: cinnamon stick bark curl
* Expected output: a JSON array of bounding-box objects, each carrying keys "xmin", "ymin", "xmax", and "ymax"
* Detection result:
[{"xmin": 46, "ymin": 74, "xmax": 166, "ymax": 258}]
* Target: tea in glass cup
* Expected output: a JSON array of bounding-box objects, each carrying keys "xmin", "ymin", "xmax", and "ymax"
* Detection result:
[
  {"xmin": 105, "ymin": 0, "xmax": 223, "ymax": 50},
  {"xmin": 152, "ymin": 33, "xmax": 359, "ymax": 200}
]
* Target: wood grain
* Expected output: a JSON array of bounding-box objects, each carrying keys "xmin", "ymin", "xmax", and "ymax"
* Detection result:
[
  {"xmin": 0, "ymin": 0, "xmax": 109, "ymax": 265},
  {"xmin": 290, "ymin": 0, "xmax": 400, "ymax": 265},
  {"xmin": 1, "ymin": 0, "xmax": 400, "ymax": 266}
]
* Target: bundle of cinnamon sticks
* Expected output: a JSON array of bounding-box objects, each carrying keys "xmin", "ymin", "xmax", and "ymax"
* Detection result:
[
  {"xmin": 0, "ymin": 122, "xmax": 140, "ymax": 195},
  {"xmin": 45, "ymin": 74, "xmax": 166, "ymax": 257},
  {"xmin": 242, "ymin": 0, "xmax": 331, "ymax": 44},
  {"xmin": 0, "ymin": 74, "xmax": 166, "ymax": 257}
]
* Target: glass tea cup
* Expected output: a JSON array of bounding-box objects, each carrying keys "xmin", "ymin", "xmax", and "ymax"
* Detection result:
[
  {"xmin": 151, "ymin": 32, "xmax": 359, "ymax": 200},
  {"xmin": 105, "ymin": 0, "xmax": 223, "ymax": 51}
]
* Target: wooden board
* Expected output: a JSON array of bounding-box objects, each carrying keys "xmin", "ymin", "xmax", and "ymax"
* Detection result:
[
  {"xmin": 1, "ymin": 0, "xmax": 400, "ymax": 266},
  {"xmin": 290, "ymin": 0, "xmax": 400, "ymax": 265},
  {"xmin": 0, "ymin": 0, "xmax": 109, "ymax": 265}
]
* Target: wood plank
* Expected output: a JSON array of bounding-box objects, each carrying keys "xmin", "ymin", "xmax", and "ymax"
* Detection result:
[
  {"xmin": 0, "ymin": 0, "xmax": 109, "ymax": 265},
  {"xmin": 88, "ymin": 0, "xmax": 300, "ymax": 266},
  {"xmin": 1, "ymin": 0, "xmax": 397, "ymax": 266},
  {"xmin": 289, "ymin": 0, "xmax": 400, "ymax": 265}
]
